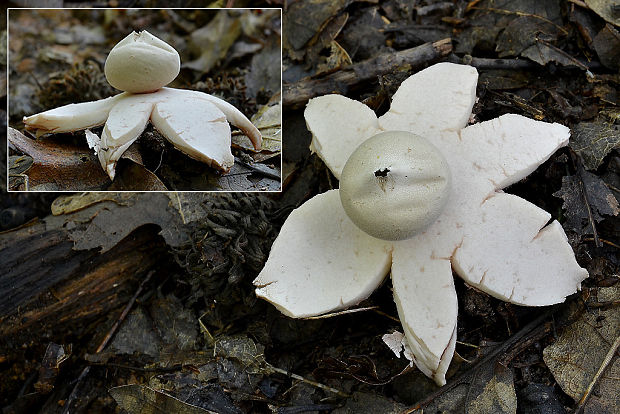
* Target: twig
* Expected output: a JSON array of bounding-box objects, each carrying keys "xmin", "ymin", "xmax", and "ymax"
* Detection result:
[
  {"xmin": 498, "ymin": 321, "xmax": 554, "ymax": 366},
  {"xmin": 574, "ymin": 335, "xmax": 620, "ymax": 413},
  {"xmin": 304, "ymin": 306, "xmax": 379, "ymax": 319},
  {"xmin": 535, "ymin": 38, "xmax": 593, "ymax": 75},
  {"xmin": 62, "ymin": 270, "xmax": 155, "ymax": 414},
  {"xmin": 274, "ymin": 404, "xmax": 336, "ymax": 413},
  {"xmin": 88, "ymin": 362, "xmax": 184, "ymax": 373},
  {"xmin": 283, "ymin": 38, "xmax": 453, "ymax": 109},
  {"xmin": 234, "ymin": 156, "xmax": 281, "ymax": 181},
  {"xmin": 372, "ymin": 308, "xmax": 401, "ymax": 322},
  {"xmin": 456, "ymin": 340, "xmax": 480, "ymax": 349},
  {"xmin": 583, "ymin": 237, "xmax": 620, "ymax": 249},
  {"xmin": 401, "ymin": 309, "xmax": 557, "ymax": 414},
  {"xmin": 269, "ymin": 366, "xmax": 350, "ymax": 397},
  {"xmin": 451, "ymin": 54, "xmax": 536, "ymax": 69},
  {"xmin": 576, "ymin": 163, "xmax": 602, "ymax": 248}
]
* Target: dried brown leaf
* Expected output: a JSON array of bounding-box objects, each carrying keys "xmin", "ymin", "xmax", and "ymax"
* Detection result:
[
  {"xmin": 184, "ymin": 10, "xmax": 241, "ymax": 74},
  {"xmin": 46, "ymin": 193, "xmax": 210, "ymax": 252},
  {"xmin": 107, "ymin": 161, "xmax": 169, "ymax": 191},
  {"xmin": 585, "ymin": 0, "xmax": 620, "ymax": 26},
  {"xmin": 554, "ymin": 171, "xmax": 619, "ymax": 236},
  {"xmin": 109, "ymin": 384, "xmax": 216, "ymax": 414},
  {"xmin": 8, "ymin": 127, "xmax": 109, "ymax": 191},
  {"xmin": 570, "ymin": 120, "xmax": 620, "ymax": 170},
  {"xmin": 543, "ymin": 286, "xmax": 620, "ymax": 413}
]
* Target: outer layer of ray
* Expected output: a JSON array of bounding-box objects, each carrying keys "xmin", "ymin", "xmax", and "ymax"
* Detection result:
[
  {"xmin": 23, "ymin": 88, "xmax": 261, "ymax": 179},
  {"xmin": 378, "ymin": 62, "xmax": 478, "ymax": 134},
  {"xmin": 99, "ymin": 95, "xmax": 155, "ymax": 179},
  {"xmin": 23, "ymin": 94, "xmax": 125, "ymax": 134},
  {"xmin": 254, "ymin": 190, "xmax": 393, "ymax": 318},
  {"xmin": 391, "ymin": 241, "xmax": 458, "ymax": 386},
  {"xmin": 457, "ymin": 114, "xmax": 570, "ymax": 189},
  {"xmin": 152, "ymin": 95, "xmax": 232, "ymax": 171},
  {"xmin": 173, "ymin": 89, "xmax": 262, "ymax": 150},
  {"xmin": 452, "ymin": 192, "xmax": 589, "ymax": 305},
  {"xmin": 305, "ymin": 95, "xmax": 381, "ymax": 179}
]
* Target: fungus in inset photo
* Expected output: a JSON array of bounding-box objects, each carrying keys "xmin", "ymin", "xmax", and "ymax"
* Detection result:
[{"xmin": 8, "ymin": 9, "xmax": 281, "ymax": 191}]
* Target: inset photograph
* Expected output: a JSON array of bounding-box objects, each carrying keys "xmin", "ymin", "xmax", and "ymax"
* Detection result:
[{"xmin": 8, "ymin": 8, "xmax": 281, "ymax": 191}]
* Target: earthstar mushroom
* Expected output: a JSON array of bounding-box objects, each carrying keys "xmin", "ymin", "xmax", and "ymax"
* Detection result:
[
  {"xmin": 254, "ymin": 63, "xmax": 588, "ymax": 385},
  {"xmin": 23, "ymin": 30, "xmax": 261, "ymax": 179}
]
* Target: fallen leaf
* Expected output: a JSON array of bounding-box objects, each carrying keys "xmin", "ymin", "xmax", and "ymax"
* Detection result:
[
  {"xmin": 108, "ymin": 295, "xmax": 198, "ymax": 358},
  {"xmin": 585, "ymin": 0, "xmax": 620, "ymax": 26},
  {"xmin": 34, "ymin": 342, "xmax": 70, "ymax": 394},
  {"xmin": 456, "ymin": 0, "xmax": 566, "ymax": 66},
  {"xmin": 184, "ymin": 10, "xmax": 241, "ymax": 74},
  {"xmin": 553, "ymin": 171, "xmax": 619, "ymax": 236},
  {"xmin": 45, "ymin": 193, "xmax": 208, "ymax": 252},
  {"xmin": 467, "ymin": 366, "xmax": 517, "ymax": 414},
  {"xmin": 232, "ymin": 100, "xmax": 282, "ymax": 158},
  {"xmin": 315, "ymin": 41, "xmax": 353, "ymax": 75},
  {"xmin": 8, "ymin": 127, "xmax": 110, "ymax": 191},
  {"xmin": 284, "ymin": 0, "xmax": 356, "ymax": 52},
  {"xmin": 107, "ymin": 161, "xmax": 169, "ymax": 191},
  {"xmin": 543, "ymin": 286, "xmax": 620, "ymax": 413},
  {"xmin": 51, "ymin": 192, "xmax": 134, "ymax": 215},
  {"xmin": 570, "ymin": 119, "xmax": 620, "ymax": 170},
  {"xmin": 342, "ymin": 6, "xmax": 391, "ymax": 60},
  {"xmin": 245, "ymin": 40, "xmax": 281, "ymax": 99},
  {"xmin": 306, "ymin": 12, "xmax": 349, "ymax": 73},
  {"xmin": 214, "ymin": 335, "xmax": 267, "ymax": 374},
  {"xmin": 332, "ymin": 392, "xmax": 406, "ymax": 414},
  {"xmin": 592, "ymin": 25, "xmax": 620, "ymax": 71},
  {"xmin": 109, "ymin": 384, "xmax": 217, "ymax": 414}
]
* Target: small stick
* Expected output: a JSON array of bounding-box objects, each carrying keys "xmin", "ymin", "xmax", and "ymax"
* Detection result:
[
  {"xmin": 283, "ymin": 38, "xmax": 453, "ymax": 109},
  {"xmin": 234, "ymin": 156, "xmax": 281, "ymax": 181},
  {"xmin": 577, "ymin": 164, "xmax": 602, "ymax": 248},
  {"xmin": 269, "ymin": 366, "xmax": 350, "ymax": 397},
  {"xmin": 456, "ymin": 55, "xmax": 536, "ymax": 70},
  {"xmin": 583, "ymin": 237, "xmax": 620, "ymax": 249},
  {"xmin": 304, "ymin": 306, "xmax": 379, "ymax": 319},
  {"xmin": 575, "ymin": 335, "xmax": 620, "ymax": 413},
  {"xmin": 62, "ymin": 270, "xmax": 155, "ymax": 414}
]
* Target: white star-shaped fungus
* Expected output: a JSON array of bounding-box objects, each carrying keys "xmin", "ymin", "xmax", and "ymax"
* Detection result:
[
  {"xmin": 253, "ymin": 63, "xmax": 588, "ymax": 386},
  {"xmin": 23, "ymin": 30, "xmax": 261, "ymax": 179}
]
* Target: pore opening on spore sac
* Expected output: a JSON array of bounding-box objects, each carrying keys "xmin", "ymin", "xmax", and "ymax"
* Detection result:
[{"xmin": 374, "ymin": 168, "xmax": 390, "ymax": 177}]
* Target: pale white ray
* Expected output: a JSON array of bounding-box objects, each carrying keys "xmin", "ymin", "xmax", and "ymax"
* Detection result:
[
  {"xmin": 378, "ymin": 62, "xmax": 478, "ymax": 136},
  {"xmin": 254, "ymin": 190, "xmax": 393, "ymax": 318},
  {"xmin": 391, "ymin": 239, "xmax": 458, "ymax": 386},
  {"xmin": 23, "ymin": 94, "xmax": 126, "ymax": 135},
  {"xmin": 151, "ymin": 93, "xmax": 233, "ymax": 172}
]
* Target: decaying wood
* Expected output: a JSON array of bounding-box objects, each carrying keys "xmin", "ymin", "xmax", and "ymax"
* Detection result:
[
  {"xmin": 0, "ymin": 221, "xmax": 166, "ymax": 355},
  {"xmin": 283, "ymin": 38, "xmax": 453, "ymax": 109},
  {"xmin": 62, "ymin": 270, "xmax": 155, "ymax": 414}
]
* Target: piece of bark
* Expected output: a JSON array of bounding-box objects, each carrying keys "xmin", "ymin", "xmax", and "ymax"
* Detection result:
[
  {"xmin": 0, "ymin": 221, "xmax": 166, "ymax": 354},
  {"xmin": 283, "ymin": 38, "xmax": 453, "ymax": 109}
]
